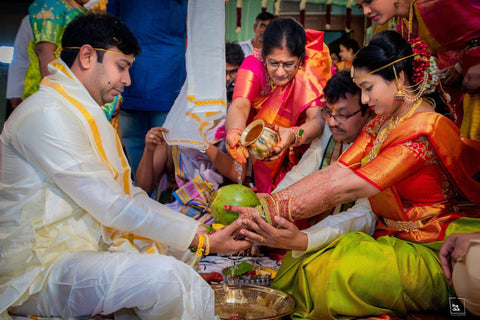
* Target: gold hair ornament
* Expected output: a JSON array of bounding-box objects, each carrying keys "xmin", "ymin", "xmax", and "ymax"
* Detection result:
[
  {"xmin": 58, "ymin": 46, "xmax": 135, "ymax": 62},
  {"xmin": 351, "ymin": 53, "xmax": 417, "ymax": 83}
]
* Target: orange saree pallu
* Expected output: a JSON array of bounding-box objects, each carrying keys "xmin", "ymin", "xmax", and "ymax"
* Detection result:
[
  {"xmin": 339, "ymin": 111, "xmax": 480, "ymax": 242},
  {"xmin": 233, "ymin": 30, "xmax": 331, "ymax": 193}
]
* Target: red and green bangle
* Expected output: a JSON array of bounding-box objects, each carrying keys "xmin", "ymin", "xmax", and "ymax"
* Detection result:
[
  {"xmin": 227, "ymin": 127, "xmax": 243, "ymax": 137},
  {"xmin": 290, "ymin": 126, "xmax": 306, "ymax": 147}
]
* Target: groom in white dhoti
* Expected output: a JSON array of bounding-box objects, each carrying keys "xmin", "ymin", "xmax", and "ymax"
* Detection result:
[{"xmin": 0, "ymin": 13, "xmax": 250, "ymax": 320}]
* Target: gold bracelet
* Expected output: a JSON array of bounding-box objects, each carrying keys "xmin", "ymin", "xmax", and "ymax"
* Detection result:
[
  {"xmin": 454, "ymin": 62, "xmax": 463, "ymax": 74},
  {"xmin": 190, "ymin": 234, "xmax": 205, "ymax": 267},
  {"xmin": 255, "ymin": 205, "xmax": 266, "ymax": 221},
  {"xmin": 204, "ymin": 234, "xmax": 210, "ymax": 256},
  {"xmin": 260, "ymin": 198, "xmax": 272, "ymax": 224},
  {"xmin": 265, "ymin": 194, "xmax": 278, "ymax": 218},
  {"xmin": 287, "ymin": 198, "xmax": 293, "ymax": 221}
]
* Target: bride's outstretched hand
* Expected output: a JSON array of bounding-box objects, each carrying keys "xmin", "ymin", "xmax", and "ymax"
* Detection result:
[{"xmin": 224, "ymin": 205, "xmax": 258, "ymax": 220}]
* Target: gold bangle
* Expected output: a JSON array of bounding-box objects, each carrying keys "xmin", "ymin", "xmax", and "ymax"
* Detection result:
[
  {"xmin": 190, "ymin": 234, "xmax": 205, "ymax": 267},
  {"xmin": 266, "ymin": 195, "xmax": 278, "ymax": 222},
  {"xmin": 255, "ymin": 205, "xmax": 267, "ymax": 221},
  {"xmin": 260, "ymin": 198, "xmax": 272, "ymax": 224},
  {"xmin": 204, "ymin": 234, "xmax": 210, "ymax": 256},
  {"xmin": 454, "ymin": 62, "xmax": 463, "ymax": 74},
  {"xmin": 287, "ymin": 198, "xmax": 293, "ymax": 221}
]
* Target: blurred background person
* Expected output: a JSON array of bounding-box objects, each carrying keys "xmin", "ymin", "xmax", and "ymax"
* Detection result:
[
  {"xmin": 23, "ymin": 0, "xmax": 88, "ymax": 99},
  {"xmin": 337, "ymin": 36, "xmax": 360, "ymax": 71},
  {"xmin": 6, "ymin": 15, "xmax": 32, "ymax": 117},
  {"xmin": 225, "ymin": 41, "xmax": 245, "ymax": 105},
  {"xmin": 238, "ymin": 11, "xmax": 275, "ymax": 57},
  {"xmin": 356, "ymin": 0, "xmax": 480, "ymax": 139},
  {"xmin": 107, "ymin": 0, "xmax": 188, "ymax": 178}
]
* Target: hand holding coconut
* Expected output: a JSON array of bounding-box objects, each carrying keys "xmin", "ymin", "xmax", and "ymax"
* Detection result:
[
  {"xmin": 239, "ymin": 214, "xmax": 309, "ymax": 251},
  {"xmin": 191, "ymin": 221, "xmax": 252, "ymax": 255},
  {"xmin": 225, "ymin": 193, "xmax": 294, "ymax": 228}
]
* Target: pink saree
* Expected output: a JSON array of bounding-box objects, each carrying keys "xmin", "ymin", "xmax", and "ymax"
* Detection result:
[{"xmin": 232, "ymin": 30, "xmax": 331, "ymax": 193}]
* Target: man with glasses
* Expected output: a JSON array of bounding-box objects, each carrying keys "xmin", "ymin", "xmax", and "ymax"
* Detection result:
[
  {"xmin": 272, "ymin": 70, "xmax": 376, "ymax": 240},
  {"xmin": 276, "ymin": 70, "xmax": 373, "ymax": 191},
  {"xmin": 237, "ymin": 70, "xmax": 376, "ymax": 266}
]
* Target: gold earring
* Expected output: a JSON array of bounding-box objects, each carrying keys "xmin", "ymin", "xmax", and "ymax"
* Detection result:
[
  {"xmin": 393, "ymin": 66, "xmax": 405, "ymax": 100},
  {"xmin": 394, "ymin": 85, "xmax": 405, "ymax": 100}
]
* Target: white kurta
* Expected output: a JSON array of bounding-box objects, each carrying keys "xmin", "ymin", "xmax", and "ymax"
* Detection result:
[{"xmin": 0, "ymin": 59, "xmax": 214, "ymax": 319}]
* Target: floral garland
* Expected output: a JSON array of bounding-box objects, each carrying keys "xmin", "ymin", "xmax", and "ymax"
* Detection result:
[
  {"xmin": 409, "ymin": 37, "xmax": 455, "ymax": 120},
  {"xmin": 410, "ymin": 37, "xmax": 438, "ymax": 94}
]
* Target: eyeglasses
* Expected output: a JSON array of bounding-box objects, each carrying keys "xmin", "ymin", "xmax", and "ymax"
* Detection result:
[
  {"xmin": 226, "ymin": 68, "xmax": 238, "ymax": 77},
  {"xmin": 321, "ymin": 108, "xmax": 362, "ymax": 122},
  {"xmin": 265, "ymin": 60, "xmax": 298, "ymax": 71}
]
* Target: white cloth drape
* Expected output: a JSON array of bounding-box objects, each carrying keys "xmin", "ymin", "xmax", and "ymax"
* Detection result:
[{"xmin": 163, "ymin": 0, "xmax": 227, "ymax": 150}]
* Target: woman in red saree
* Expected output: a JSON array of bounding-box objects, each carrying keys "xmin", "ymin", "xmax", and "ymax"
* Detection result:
[
  {"xmin": 225, "ymin": 17, "xmax": 331, "ymax": 193},
  {"xmin": 356, "ymin": 0, "xmax": 480, "ymax": 140},
  {"xmin": 228, "ymin": 31, "xmax": 480, "ymax": 319}
]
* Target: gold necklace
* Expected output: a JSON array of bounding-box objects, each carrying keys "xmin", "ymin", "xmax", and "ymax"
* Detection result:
[{"xmin": 365, "ymin": 98, "xmax": 422, "ymax": 163}]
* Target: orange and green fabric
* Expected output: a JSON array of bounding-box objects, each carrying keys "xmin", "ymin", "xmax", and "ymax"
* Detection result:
[
  {"xmin": 23, "ymin": 0, "xmax": 86, "ymax": 99},
  {"xmin": 273, "ymin": 111, "xmax": 480, "ymax": 319}
]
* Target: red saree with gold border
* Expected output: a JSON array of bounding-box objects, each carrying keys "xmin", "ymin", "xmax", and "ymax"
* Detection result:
[
  {"xmin": 272, "ymin": 111, "xmax": 480, "ymax": 319},
  {"xmin": 232, "ymin": 30, "xmax": 331, "ymax": 193},
  {"xmin": 339, "ymin": 111, "xmax": 480, "ymax": 242}
]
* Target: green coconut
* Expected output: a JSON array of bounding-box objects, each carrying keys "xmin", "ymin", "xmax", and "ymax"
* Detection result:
[{"xmin": 210, "ymin": 184, "xmax": 260, "ymax": 225}]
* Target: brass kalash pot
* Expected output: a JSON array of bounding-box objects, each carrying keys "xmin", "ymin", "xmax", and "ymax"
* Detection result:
[{"xmin": 240, "ymin": 120, "xmax": 279, "ymax": 160}]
